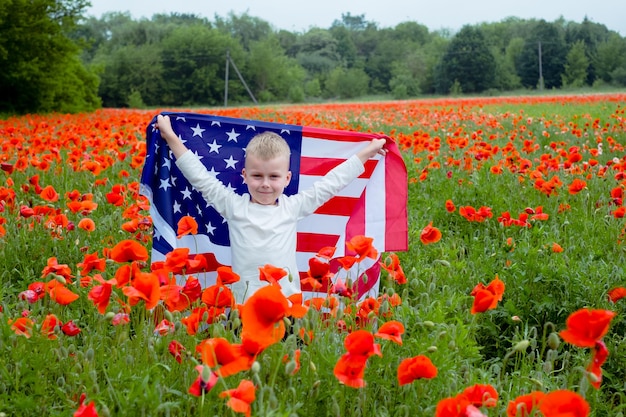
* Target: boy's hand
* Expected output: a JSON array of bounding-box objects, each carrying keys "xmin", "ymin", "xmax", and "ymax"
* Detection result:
[
  {"xmin": 155, "ymin": 114, "xmax": 188, "ymax": 158},
  {"xmin": 357, "ymin": 138, "xmax": 388, "ymax": 163}
]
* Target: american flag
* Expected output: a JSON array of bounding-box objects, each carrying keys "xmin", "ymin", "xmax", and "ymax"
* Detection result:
[{"xmin": 139, "ymin": 112, "xmax": 407, "ymax": 300}]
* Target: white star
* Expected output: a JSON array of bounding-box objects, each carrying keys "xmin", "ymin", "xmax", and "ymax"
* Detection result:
[
  {"xmin": 226, "ymin": 128, "xmax": 240, "ymax": 142},
  {"xmin": 211, "ymin": 121, "xmax": 221, "ymax": 127},
  {"xmin": 280, "ymin": 129, "xmax": 291, "ymax": 135},
  {"xmin": 224, "ymin": 155, "xmax": 239, "ymax": 169},
  {"xmin": 246, "ymin": 125, "xmax": 256, "ymax": 130},
  {"xmin": 192, "ymin": 150, "xmax": 204, "ymax": 161},
  {"xmin": 159, "ymin": 178, "xmax": 172, "ymax": 191},
  {"xmin": 191, "ymin": 124, "xmax": 205, "ymax": 137},
  {"xmin": 153, "ymin": 227, "xmax": 162, "ymax": 241},
  {"xmin": 225, "ymin": 183, "xmax": 236, "ymax": 193},
  {"xmin": 181, "ymin": 187, "xmax": 192, "ymax": 200},
  {"xmin": 205, "ymin": 222, "xmax": 216, "ymax": 235},
  {"xmin": 173, "ymin": 201, "xmax": 182, "ymax": 213},
  {"xmin": 162, "ymin": 157, "xmax": 171, "ymax": 170},
  {"xmin": 207, "ymin": 166, "xmax": 218, "ymax": 177},
  {"xmin": 207, "ymin": 139, "xmax": 222, "ymax": 154},
  {"xmin": 171, "ymin": 175, "xmax": 178, "ymax": 187},
  {"xmin": 176, "ymin": 116, "xmax": 187, "ymax": 122},
  {"xmin": 196, "ymin": 204, "xmax": 202, "ymax": 213}
]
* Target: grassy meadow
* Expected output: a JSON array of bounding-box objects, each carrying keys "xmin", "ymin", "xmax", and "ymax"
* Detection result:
[{"xmin": 1, "ymin": 94, "xmax": 626, "ymax": 416}]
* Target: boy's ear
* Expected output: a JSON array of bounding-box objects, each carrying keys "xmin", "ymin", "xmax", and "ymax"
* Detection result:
[
  {"xmin": 286, "ymin": 171, "xmax": 292, "ymax": 183},
  {"xmin": 241, "ymin": 168, "xmax": 247, "ymax": 183}
]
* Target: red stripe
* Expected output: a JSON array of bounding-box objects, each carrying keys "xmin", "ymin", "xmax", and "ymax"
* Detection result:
[
  {"xmin": 296, "ymin": 232, "xmax": 340, "ymax": 253},
  {"xmin": 384, "ymin": 141, "xmax": 409, "ymax": 251},
  {"xmin": 300, "ymin": 157, "xmax": 377, "ymax": 179},
  {"xmin": 303, "ymin": 126, "xmax": 390, "ymax": 142},
  {"xmin": 314, "ymin": 196, "xmax": 358, "ymax": 216}
]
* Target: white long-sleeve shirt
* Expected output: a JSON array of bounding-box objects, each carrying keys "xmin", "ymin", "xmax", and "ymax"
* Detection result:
[{"xmin": 175, "ymin": 150, "xmax": 365, "ymax": 303}]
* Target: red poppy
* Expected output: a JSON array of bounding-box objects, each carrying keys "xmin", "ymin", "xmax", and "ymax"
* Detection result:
[
  {"xmin": 551, "ymin": 242, "xmax": 564, "ymax": 253},
  {"xmin": 445, "ymin": 199, "xmax": 456, "ymax": 213},
  {"xmin": 169, "ymin": 340, "xmax": 186, "ymax": 364},
  {"xmin": 344, "ymin": 330, "xmax": 382, "ymax": 357},
  {"xmin": 539, "ymin": 390, "xmax": 589, "ymax": 417},
  {"xmin": 197, "ymin": 337, "xmax": 257, "ymax": 377},
  {"xmin": 41, "ymin": 257, "xmax": 74, "ymax": 282},
  {"xmin": 316, "ymin": 246, "xmax": 336, "ymax": 260},
  {"xmin": 164, "ymin": 247, "xmax": 190, "ymax": 273},
  {"xmin": 559, "ymin": 308, "xmax": 615, "ymax": 348},
  {"xmin": 40, "ymin": 185, "xmax": 60, "ymax": 202},
  {"xmin": 375, "ymin": 320, "xmax": 405, "ymax": 345},
  {"xmin": 219, "ymin": 379, "xmax": 256, "ymax": 417},
  {"xmin": 587, "ymin": 340, "xmax": 609, "ymax": 389},
  {"xmin": 77, "ymin": 252, "xmax": 106, "ymax": 276},
  {"xmin": 240, "ymin": 285, "xmax": 289, "ymax": 348},
  {"xmin": 568, "ymin": 178, "xmax": 587, "ymax": 194},
  {"xmin": 46, "ymin": 280, "xmax": 80, "ymax": 305},
  {"xmin": 506, "ymin": 392, "xmax": 545, "ymax": 417},
  {"xmin": 61, "ymin": 320, "xmax": 82, "ymax": 336},
  {"xmin": 216, "ymin": 266, "xmax": 241, "ymax": 285},
  {"xmin": 9, "ymin": 317, "xmax": 34, "ymax": 338},
  {"xmin": 177, "ymin": 215, "xmax": 198, "ymax": 238},
  {"xmin": 77, "ymin": 218, "xmax": 96, "ymax": 232},
  {"xmin": 470, "ymin": 275, "xmax": 505, "ymax": 314},
  {"xmin": 201, "ymin": 284, "xmax": 234, "ymax": 309},
  {"xmin": 420, "ymin": 222, "xmax": 442, "ymax": 245},
  {"xmin": 397, "ymin": 355, "xmax": 438, "ymax": 385},
  {"xmin": 333, "ymin": 353, "xmax": 369, "ymax": 388},
  {"xmin": 380, "ymin": 253, "xmax": 407, "ymax": 284},
  {"xmin": 122, "ymin": 270, "xmax": 161, "ymax": 310},
  {"xmin": 608, "ymin": 286, "xmax": 626, "ymax": 303},
  {"xmin": 282, "ymin": 349, "xmax": 301, "ymax": 375},
  {"xmin": 109, "ymin": 239, "xmax": 148, "ymax": 263},
  {"xmin": 188, "ymin": 365, "xmax": 218, "ymax": 397},
  {"xmin": 346, "ymin": 235, "xmax": 378, "ymax": 261},
  {"xmin": 89, "ymin": 280, "xmax": 113, "ymax": 314},
  {"xmin": 462, "ymin": 383, "xmax": 498, "ymax": 408},
  {"xmin": 41, "ymin": 314, "xmax": 61, "ymax": 339},
  {"xmin": 258, "ymin": 264, "xmax": 288, "ymax": 286},
  {"xmin": 73, "ymin": 393, "xmax": 99, "ymax": 417}
]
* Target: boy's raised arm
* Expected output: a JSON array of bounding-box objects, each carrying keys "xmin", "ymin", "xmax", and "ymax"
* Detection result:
[{"xmin": 156, "ymin": 114, "xmax": 189, "ymax": 159}]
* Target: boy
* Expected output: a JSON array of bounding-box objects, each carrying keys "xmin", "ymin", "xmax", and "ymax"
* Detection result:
[{"xmin": 156, "ymin": 114, "xmax": 387, "ymax": 303}]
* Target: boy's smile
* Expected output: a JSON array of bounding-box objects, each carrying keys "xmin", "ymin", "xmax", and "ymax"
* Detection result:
[{"xmin": 242, "ymin": 154, "xmax": 292, "ymax": 205}]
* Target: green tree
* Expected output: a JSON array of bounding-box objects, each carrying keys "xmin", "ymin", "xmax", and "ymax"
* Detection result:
[
  {"xmin": 595, "ymin": 34, "xmax": 626, "ymax": 85},
  {"xmin": 516, "ymin": 20, "xmax": 567, "ymax": 89},
  {"xmin": 436, "ymin": 25, "xmax": 496, "ymax": 94},
  {"xmin": 561, "ymin": 40, "xmax": 589, "ymax": 88},
  {"xmin": 0, "ymin": 0, "xmax": 100, "ymax": 114},
  {"xmin": 325, "ymin": 67, "xmax": 369, "ymax": 99}
]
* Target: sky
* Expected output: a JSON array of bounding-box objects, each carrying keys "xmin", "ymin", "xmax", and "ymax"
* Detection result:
[{"xmin": 86, "ymin": 0, "xmax": 626, "ymax": 36}]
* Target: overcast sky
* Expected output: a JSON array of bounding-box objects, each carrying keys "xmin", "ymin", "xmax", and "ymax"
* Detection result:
[{"xmin": 86, "ymin": 0, "xmax": 626, "ymax": 36}]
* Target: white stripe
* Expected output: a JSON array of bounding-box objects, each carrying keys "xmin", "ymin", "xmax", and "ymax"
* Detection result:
[
  {"xmin": 301, "ymin": 137, "xmax": 372, "ymax": 159},
  {"xmin": 297, "ymin": 213, "xmax": 349, "ymax": 235},
  {"xmin": 364, "ymin": 157, "xmax": 386, "ymax": 251},
  {"xmin": 298, "ymin": 175, "xmax": 369, "ymax": 198}
]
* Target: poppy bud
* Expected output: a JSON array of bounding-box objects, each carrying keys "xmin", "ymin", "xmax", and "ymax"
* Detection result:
[
  {"xmin": 513, "ymin": 340, "xmax": 530, "ymax": 353},
  {"xmin": 547, "ymin": 332, "xmax": 560, "ymax": 350}
]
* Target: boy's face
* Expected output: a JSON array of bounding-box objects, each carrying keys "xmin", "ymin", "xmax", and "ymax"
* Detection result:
[{"xmin": 242, "ymin": 154, "xmax": 292, "ymax": 205}]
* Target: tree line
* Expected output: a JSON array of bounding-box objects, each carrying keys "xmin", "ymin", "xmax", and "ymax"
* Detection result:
[{"xmin": 2, "ymin": 0, "xmax": 626, "ymax": 115}]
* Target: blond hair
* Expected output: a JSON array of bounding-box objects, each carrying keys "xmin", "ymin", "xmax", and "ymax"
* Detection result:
[{"xmin": 245, "ymin": 132, "xmax": 291, "ymax": 161}]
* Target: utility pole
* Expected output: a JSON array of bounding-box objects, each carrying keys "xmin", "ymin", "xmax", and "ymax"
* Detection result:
[
  {"xmin": 538, "ymin": 41, "xmax": 544, "ymax": 91},
  {"xmin": 224, "ymin": 50, "xmax": 257, "ymax": 107}
]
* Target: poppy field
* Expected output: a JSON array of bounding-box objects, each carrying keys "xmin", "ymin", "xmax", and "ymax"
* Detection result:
[{"xmin": 1, "ymin": 93, "xmax": 626, "ymax": 416}]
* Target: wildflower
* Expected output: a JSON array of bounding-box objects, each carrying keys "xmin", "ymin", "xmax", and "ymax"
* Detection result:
[
  {"xmin": 462, "ymin": 383, "xmax": 498, "ymax": 408},
  {"xmin": 375, "ymin": 320, "xmax": 405, "ymax": 345},
  {"xmin": 445, "ymin": 199, "xmax": 456, "ymax": 213},
  {"xmin": 334, "ymin": 353, "xmax": 369, "ymax": 388},
  {"xmin": 282, "ymin": 349, "xmax": 301, "ymax": 375},
  {"xmin": 122, "ymin": 270, "xmax": 161, "ymax": 310},
  {"xmin": 9, "ymin": 317, "xmax": 34, "ymax": 338},
  {"xmin": 568, "ymin": 178, "xmax": 586, "ymax": 194},
  {"xmin": 88, "ymin": 278, "xmax": 114, "ymax": 314},
  {"xmin": 258, "ymin": 264, "xmax": 288, "ymax": 286},
  {"xmin": 189, "ymin": 365, "xmax": 218, "ymax": 397},
  {"xmin": 219, "ymin": 379, "xmax": 256, "ymax": 417},
  {"xmin": 154, "ymin": 319, "xmax": 175, "ymax": 336},
  {"xmin": 41, "ymin": 257, "xmax": 74, "ymax": 282},
  {"xmin": 61, "ymin": 320, "xmax": 82, "ymax": 336},
  {"xmin": 539, "ymin": 390, "xmax": 589, "ymax": 417},
  {"xmin": 77, "ymin": 252, "xmax": 107, "ymax": 276},
  {"xmin": 41, "ymin": 314, "xmax": 61, "ymax": 339},
  {"xmin": 559, "ymin": 308, "xmax": 615, "ymax": 348},
  {"xmin": 587, "ymin": 340, "xmax": 609, "ymax": 389},
  {"xmin": 46, "ymin": 280, "xmax": 80, "ymax": 305},
  {"xmin": 169, "ymin": 340, "xmax": 186, "ymax": 364},
  {"xmin": 346, "ymin": 235, "xmax": 378, "ymax": 261},
  {"xmin": 240, "ymin": 285, "xmax": 289, "ymax": 348},
  {"xmin": 197, "ymin": 337, "xmax": 257, "ymax": 377},
  {"xmin": 201, "ymin": 283, "xmax": 234, "ymax": 309},
  {"xmin": 608, "ymin": 286, "xmax": 626, "ymax": 303},
  {"xmin": 177, "ymin": 215, "xmax": 198, "ymax": 238},
  {"xmin": 397, "ymin": 355, "xmax": 438, "ymax": 385},
  {"xmin": 40, "ymin": 185, "xmax": 60, "ymax": 202},
  {"xmin": 344, "ymin": 330, "xmax": 382, "ymax": 358},
  {"xmin": 470, "ymin": 275, "xmax": 505, "ymax": 314},
  {"xmin": 380, "ymin": 253, "xmax": 406, "ymax": 284},
  {"xmin": 420, "ymin": 222, "xmax": 442, "ymax": 244},
  {"xmin": 73, "ymin": 393, "xmax": 98, "ymax": 417},
  {"xmin": 109, "ymin": 239, "xmax": 149, "ymax": 263},
  {"xmin": 111, "ymin": 312, "xmax": 130, "ymax": 326},
  {"xmin": 551, "ymin": 242, "xmax": 564, "ymax": 253},
  {"xmin": 77, "ymin": 218, "xmax": 96, "ymax": 232},
  {"xmin": 506, "ymin": 391, "xmax": 545, "ymax": 417}
]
